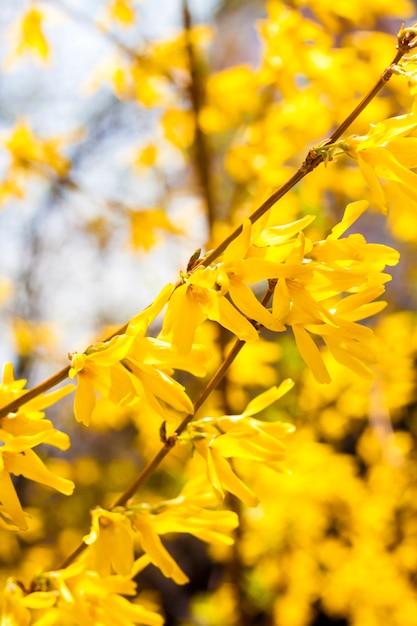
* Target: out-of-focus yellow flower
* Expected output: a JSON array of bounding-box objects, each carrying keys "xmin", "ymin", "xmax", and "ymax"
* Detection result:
[
  {"xmin": 108, "ymin": 0, "xmax": 136, "ymax": 26},
  {"xmin": 7, "ymin": 5, "xmax": 50, "ymax": 63},
  {"xmin": 12, "ymin": 318, "xmax": 58, "ymax": 357},
  {"xmin": 0, "ymin": 121, "xmax": 73, "ymax": 207},
  {"xmin": 162, "ymin": 109, "xmax": 195, "ymax": 150},
  {"xmin": 200, "ymin": 65, "xmax": 261, "ymax": 133},
  {"xmin": 5, "ymin": 121, "xmax": 71, "ymax": 177},
  {"xmin": 0, "ymin": 363, "xmax": 74, "ymax": 531},
  {"xmin": 128, "ymin": 208, "xmax": 182, "ymax": 251}
]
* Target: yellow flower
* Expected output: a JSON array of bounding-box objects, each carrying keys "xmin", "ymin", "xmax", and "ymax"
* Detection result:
[
  {"xmin": 69, "ymin": 284, "xmax": 202, "ymax": 425},
  {"xmin": 128, "ymin": 208, "xmax": 182, "ymax": 251},
  {"xmin": 161, "ymin": 264, "xmax": 259, "ymax": 354},
  {"xmin": 162, "ymin": 217, "xmax": 315, "ymax": 353},
  {"xmin": 84, "ymin": 508, "xmax": 135, "ymax": 576},
  {"xmin": 108, "ymin": 0, "xmax": 136, "ymax": 26},
  {"xmin": 0, "ymin": 363, "xmax": 74, "ymax": 530},
  {"xmin": 8, "ymin": 6, "xmax": 50, "ymax": 63},
  {"xmin": 18, "ymin": 561, "xmax": 165, "ymax": 626},
  {"xmin": 344, "ymin": 112, "xmax": 417, "ymax": 214},
  {"xmin": 146, "ymin": 476, "xmax": 239, "ymax": 546},
  {"xmin": 5, "ymin": 121, "xmax": 71, "ymax": 177},
  {"xmin": 190, "ymin": 381, "xmax": 295, "ymax": 505},
  {"xmin": 131, "ymin": 511, "xmax": 189, "ymax": 585},
  {"xmin": 257, "ymin": 202, "xmax": 400, "ymax": 383},
  {"xmin": 69, "ymin": 333, "xmax": 136, "ymax": 426}
]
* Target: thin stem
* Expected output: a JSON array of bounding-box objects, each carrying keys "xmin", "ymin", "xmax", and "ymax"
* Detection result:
[{"xmin": 326, "ymin": 49, "xmax": 405, "ymax": 144}]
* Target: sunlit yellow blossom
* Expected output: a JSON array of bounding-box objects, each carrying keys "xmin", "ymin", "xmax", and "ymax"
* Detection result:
[
  {"xmin": 69, "ymin": 284, "xmax": 205, "ymax": 425},
  {"xmin": 162, "ymin": 217, "xmax": 316, "ymax": 353},
  {"xmin": 69, "ymin": 332, "xmax": 195, "ymax": 425},
  {"xmin": 161, "ymin": 264, "xmax": 259, "ymax": 353},
  {"xmin": 0, "ymin": 363, "xmax": 74, "ymax": 530},
  {"xmin": 131, "ymin": 511, "xmax": 189, "ymax": 585},
  {"xmin": 69, "ymin": 333, "xmax": 136, "ymax": 426},
  {"xmin": 218, "ymin": 219, "xmax": 286, "ymax": 332},
  {"xmin": 190, "ymin": 382, "xmax": 294, "ymax": 505},
  {"xmin": 252, "ymin": 202, "xmax": 400, "ymax": 383},
  {"xmin": 146, "ymin": 476, "xmax": 239, "ymax": 546},
  {"xmin": 344, "ymin": 112, "xmax": 417, "ymax": 213},
  {"xmin": 84, "ymin": 508, "xmax": 135, "ymax": 576}
]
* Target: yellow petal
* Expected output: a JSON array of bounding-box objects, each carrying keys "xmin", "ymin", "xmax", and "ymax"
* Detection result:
[
  {"xmin": 133, "ymin": 514, "xmax": 189, "ymax": 585},
  {"xmin": 73, "ymin": 373, "xmax": 97, "ymax": 426},
  {"xmin": 162, "ymin": 284, "xmax": 205, "ymax": 353},
  {"xmin": 324, "ymin": 336, "xmax": 374, "ymax": 378},
  {"xmin": 229, "ymin": 281, "xmax": 285, "ymax": 331},
  {"xmin": 388, "ymin": 137, "xmax": 417, "ymax": 168},
  {"xmin": 5, "ymin": 449, "xmax": 75, "ymax": 496},
  {"xmin": 243, "ymin": 382, "xmax": 294, "ymax": 417},
  {"xmin": 223, "ymin": 219, "xmax": 251, "ymax": 264},
  {"xmin": 22, "ymin": 591, "xmax": 57, "ymax": 609},
  {"xmin": 210, "ymin": 296, "xmax": 259, "ymax": 342},
  {"xmin": 358, "ymin": 155, "xmax": 387, "ymax": 212},
  {"xmin": 87, "ymin": 333, "xmax": 134, "ymax": 365},
  {"xmin": 208, "ymin": 448, "xmax": 259, "ymax": 507},
  {"xmin": 128, "ymin": 283, "xmax": 174, "ymax": 334},
  {"xmin": 212, "ymin": 432, "xmax": 285, "ymax": 462},
  {"xmin": 328, "ymin": 200, "xmax": 369, "ymax": 240},
  {"xmin": 272, "ymin": 278, "xmax": 291, "ymax": 322},
  {"xmin": 255, "ymin": 215, "xmax": 316, "ymax": 246},
  {"xmin": 23, "ymin": 383, "xmax": 75, "ymax": 413},
  {"xmin": 364, "ymin": 147, "xmax": 417, "ymax": 198},
  {"xmin": 0, "ymin": 469, "xmax": 27, "ymax": 530},
  {"xmin": 292, "ymin": 325, "xmax": 331, "ymax": 384},
  {"xmin": 135, "ymin": 364, "xmax": 194, "ymax": 414}
]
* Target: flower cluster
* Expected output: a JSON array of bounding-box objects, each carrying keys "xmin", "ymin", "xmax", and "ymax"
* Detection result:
[{"xmin": 0, "ymin": 363, "xmax": 74, "ymax": 531}]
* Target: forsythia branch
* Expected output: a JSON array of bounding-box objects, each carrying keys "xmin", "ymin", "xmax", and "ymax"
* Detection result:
[{"xmin": 1, "ymin": 24, "xmax": 413, "ymax": 423}]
